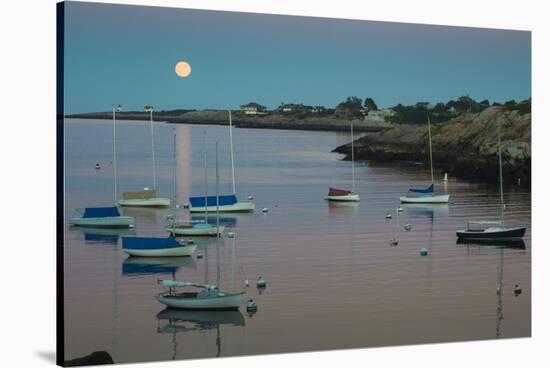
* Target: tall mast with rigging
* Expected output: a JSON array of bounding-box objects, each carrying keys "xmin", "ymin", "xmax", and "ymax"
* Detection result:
[
  {"xmin": 427, "ymin": 115, "xmax": 434, "ymax": 184},
  {"xmin": 351, "ymin": 121, "xmax": 356, "ymax": 193},
  {"xmin": 228, "ymin": 110, "xmax": 236, "ymax": 195}
]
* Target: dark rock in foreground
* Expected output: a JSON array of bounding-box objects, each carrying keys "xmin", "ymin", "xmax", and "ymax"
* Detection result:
[
  {"xmin": 333, "ymin": 107, "xmax": 531, "ymax": 185},
  {"xmin": 64, "ymin": 351, "xmax": 114, "ymax": 366}
]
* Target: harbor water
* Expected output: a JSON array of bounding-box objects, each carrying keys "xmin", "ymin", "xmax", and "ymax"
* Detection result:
[{"xmin": 63, "ymin": 118, "xmax": 531, "ymax": 363}]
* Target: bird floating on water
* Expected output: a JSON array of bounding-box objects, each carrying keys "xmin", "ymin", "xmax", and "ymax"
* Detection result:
[
  {"xmin": 514, "ymin": 284, "xmax": 522, "ymax": 296},
  {"xmin": 390, "ymin": 238, "xmax": 399, "ymax": 246},
  {"xmin": 95, "ymin": 162, "xmax": 101, "ymax": 170},
  {"xmin": 262, "ymin": 207, "xmax": 269, "ymax": 213},
  {"xmin": 385, "ymin": 213, "xmax": 392, "ymax": 219}
]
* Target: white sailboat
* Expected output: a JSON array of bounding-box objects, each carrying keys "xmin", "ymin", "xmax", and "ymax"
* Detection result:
[
  {"xmin": 189, "ymin": 111, "xmax": 255, "ymax": 213},
  {"xmin": 118, "ymin": 106, "xmax": 171, "ymax": 207},
  {"xmin": 456, "ymin": 121, "xmax": 526, "ymax": 241},
  {"xmin": 157, "ymin": 142, "xmax": 246, "ymax": 310},
  {"xmin": 168, "ymin": 132, "xmax": 225, "ymax": 236},
  {"xmin": 69, "ymin": 105, "xmax": 135, "ymax": 228},
  {"xmin": 325, "ymin": 121, "xmax": 360, "ymax": 202},
  {"xmin": 122, "ymin": 130, "xmax": 196, "ymax": 257},
  {"xmin": 400, "ymin": 115, "xmax": 449, "ymax": 203}
]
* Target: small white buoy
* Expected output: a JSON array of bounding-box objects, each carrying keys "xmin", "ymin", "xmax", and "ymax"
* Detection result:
[
  {"xmin": 256, "ymin": 276, "xmax": 266, "ymax": 288},
  {"xmin": 404, "ymin": 224, "xmax": 412, "ymax": 231},
  {"xmin": 443, "ymin": 173, "xmax": 449, "ymax": 182},
  {"xmin": 514, "ymin": 284, "xmax": 522, "ymax": 296},
  {"xmin": 396, "ymin": 207, "xmax": 403, "ymax": 213},
  {"xmin": 247, "ymin": 195, "xmax": 254, "ymax": 200},
  {"xmin": 95, "ymin": 162, "xmax": 101, "ymax": 170},
  {"xmin": 420, "ymin": 247, "xmax": 428, "ymax": 256},
  {"xmin": 183, "ymin": 202, "xmax": 190, "ymax": 209},
  {"xmin": 196, "ymin": 252, "xmax": 203, "ymax": 259},
  {"xmin": 262, "ymin": 207, "xmax": 268, "ymax": 213},
  {"xmin": 227, "ymin": 231, "xmax": 235, "ymax": 238},
  {"xmin": 390, "ymin": 238, "xmax": 399, "ymax": 246},
  {"xmin": 245, "ymin": 279, "xmax": 250, "ymax": 288},
  {"xmin": 385, "ymin": 213, "xmax": 392, "ymax": 219}
]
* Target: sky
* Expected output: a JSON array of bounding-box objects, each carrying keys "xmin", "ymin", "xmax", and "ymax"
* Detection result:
[{"xmin": 63, "ymin": 2, "xmax": 531, "ymax": 114}]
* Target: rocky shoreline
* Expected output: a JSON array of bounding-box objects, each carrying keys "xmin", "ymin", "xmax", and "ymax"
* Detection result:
[
  {"xmin": 333, "ymin": 107, "xmax": 531, "ymax": 185},
  {"xmin": 66, "ymin": 110, "xmax": 392, "ymax": 133}
]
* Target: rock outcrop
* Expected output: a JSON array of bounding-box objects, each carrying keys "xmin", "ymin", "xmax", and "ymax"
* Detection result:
[{"xmin": 333, "ymin": 107, "xmax": 531, "ymax": 184}]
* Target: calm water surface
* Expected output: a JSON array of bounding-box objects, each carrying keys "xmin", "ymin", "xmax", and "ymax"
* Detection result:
[{"xmin": 64, "ymin": 118, "xmax": 531, "ymax": 364}]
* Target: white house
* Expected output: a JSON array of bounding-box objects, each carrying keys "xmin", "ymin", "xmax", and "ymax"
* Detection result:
[
  {"xmin": 365, "ymin": 108, "xmax": 395, "ymax": 123},
  {"xmin": 240, "ymin": 102, "xmax": 266, "ymax": 115}
]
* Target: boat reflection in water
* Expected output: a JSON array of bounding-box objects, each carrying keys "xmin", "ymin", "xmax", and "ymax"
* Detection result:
[
  {"xmin": 156, "ymin": 308, "xmax": 245, "ymax": 359},
  {"xmin": 456, "ymin": 239, "xmax": 526, "ymax": 338},
  {"xmin": 400, "ymin": 203, "xmax": 449, "ymax": 218},
  {"xmin": 120, "ymin": 206, "xmax": 170, "ymax": 222},
  {"xmin": 456, "ymin": 238, "xmax": 526, "ymax": 249},
  {"xmin": 326, "ymin": 200, "xmax": 359, "ymax": 218},
  {"xmin": 71, "ymin": 226, "xmax": 136, "ymax": 245},
  {"xmin": 122, "ymin": 256, "xmax": 197, "ymax": 277}
]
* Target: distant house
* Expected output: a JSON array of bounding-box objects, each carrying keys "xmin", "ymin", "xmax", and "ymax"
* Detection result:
[
  {"xmin": 311, "ymin": 106, "xmax": 326, "ymax": 114},
  {"xmin": 416, "ymin": 102, "xmax": 435, "ymax": 110},
  {"xmin": 365, "ymin": 108, "xmax": 395, "ymax": 123},
  {"xmin": 446, "ymin": 106, "xmax": 457, "ymax": 114},
  {"xmin": 240, "ymin": 102, "xmax": 267, "ymax": 115},
  {"xmin": 277, "ymin": 103, "xmax": 310, "ymax": 113}
]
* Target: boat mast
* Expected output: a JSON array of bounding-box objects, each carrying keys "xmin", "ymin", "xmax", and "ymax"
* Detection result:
[
  {"xmin": 498, "ymin": 121, "xmax": 505, "ymax": 222},
  {"xmin": 172, "ymin": 129, "xmax": 177, "ymax": 235},
  {"xmin": 203, "ymin": 130, "xmax": 208, "ymax": 222},
  {"xmin": 351, "ymin": 120, "xmax": 356, "ymax": 192},
  {"xmin": 215, "ymin": 141, "xmax": 221, "ymax": 287},
  {"xmin": 112, "ymin": 105, "xmax": 119, "ymax": 204},
  {"xmin": 229, "ymin": 110, "xmax": 236, "ymax": 194},
  {"xmin": 427, "ymin": 115, "xmax": 434, "ymax": 184},
  {"xmin": 148, "ymin": 107, "xmax": 157, "ymax": 191}
]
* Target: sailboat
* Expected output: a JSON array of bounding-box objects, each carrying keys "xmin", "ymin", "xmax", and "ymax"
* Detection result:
[
  {"xmin": 122, "ymin": 130, "xmax": 196, "ymax": 257},
  {"xmin": 168, "ymin": 132, "xmax": 225, "ymax": 236},
  {"xmin": 69, "ymin": 105, "xmax": 135, "ymax": 228},
  {"xmin": 325, "ymin": 121, "xmax": 360, "ymax": 202},
  {"xmin": 400, "ymin": 116, "xmax": 449, "ymax": 203},
  {"xmin": 118, "ymin": 106, "xmax": 171, "ymax": 207},
  {"xmin": 456, "ymin": 122, "xmax": 526, "ymax": 241},
  {"xmin": 157, "ymin": 142, "xmax": 246, "ymax": 310},
  {"xmin": 189, "ymin": 111, "xmax": 255, "ymax": 213}
]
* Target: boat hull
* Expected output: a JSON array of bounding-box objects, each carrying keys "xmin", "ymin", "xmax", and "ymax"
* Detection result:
[
  {"xmin": 118, "ymin": 197, "xmax": 171, "ymax": 207},
  {"xmin": 400, "ymin": 194, "xmax": 450, "ymax": 203},
  {"xmin": 156, "ymin": 292, "xmax": 246, "ymax": 310},
  {"xmin": 123, "ymin": 245, "xmax": 196, "ymax": 257},
  {"xmin": 456, "ymin": 227, "xmax": 526, "ymax": 241},
  {"xmin": 167, "ymin": 225, "xmax": 226, "ymax": 236},
  {"xmin": 69, "ymin": 216, "xmax": 135, "ymax": 228},
  {"xmin": 324, "ymin": 194, "xmax": 360, "ymax": 202},
  {"xmin": 189, "ymin": 201, "xmax": 255, "ymax": 213}
]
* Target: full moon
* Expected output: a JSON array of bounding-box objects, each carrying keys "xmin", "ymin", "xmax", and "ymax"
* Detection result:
[{"xmin": 175, "ymin": 61, "xmax": 192, "ymax": 78}]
